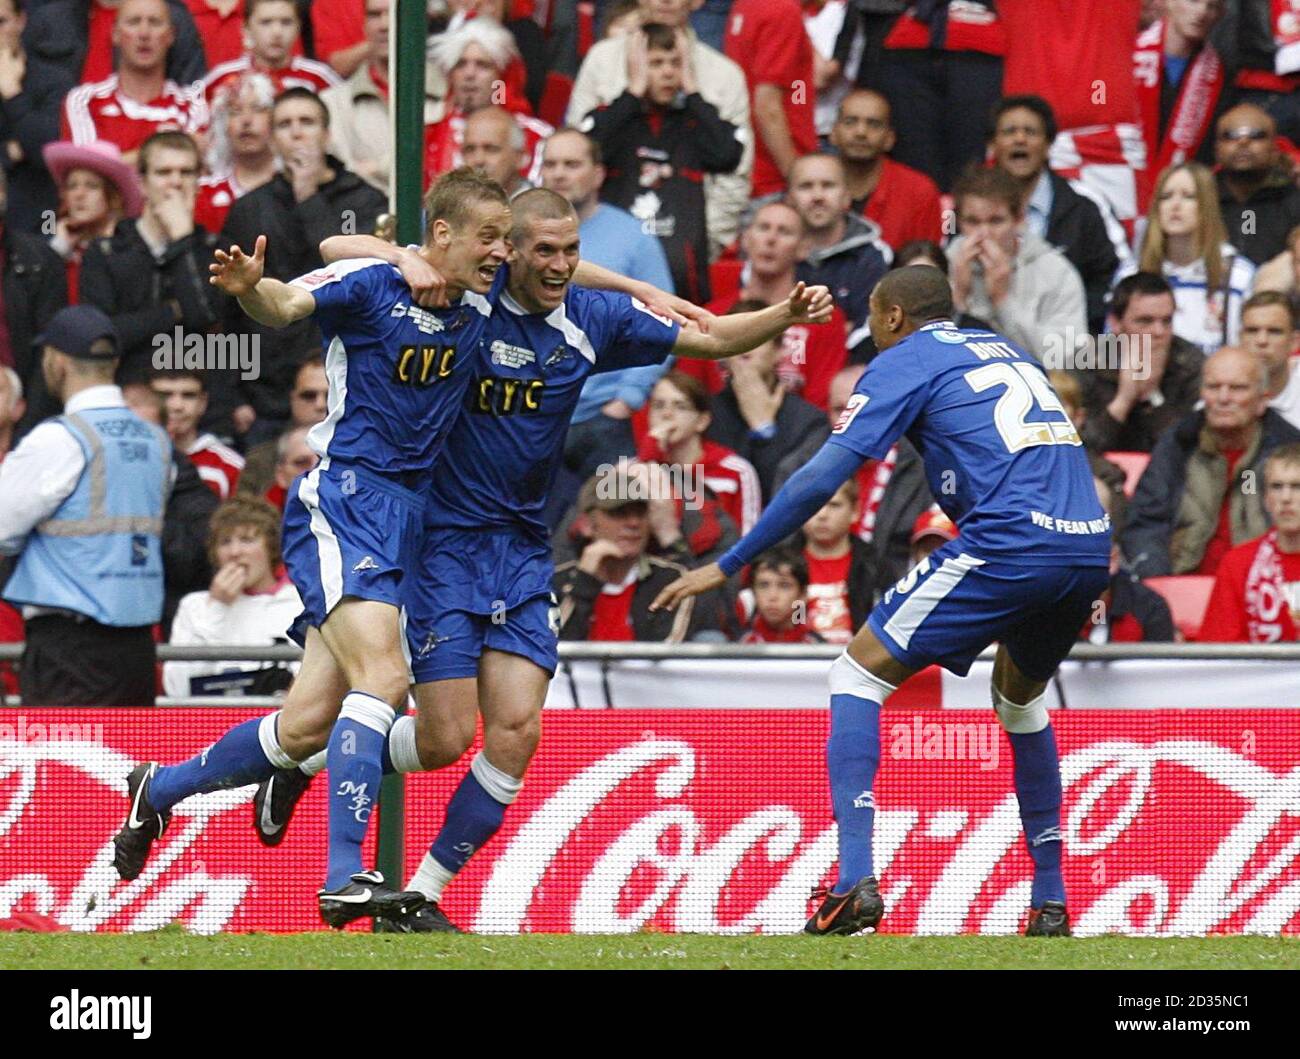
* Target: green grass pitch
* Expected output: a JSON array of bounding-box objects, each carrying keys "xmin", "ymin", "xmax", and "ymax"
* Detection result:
[{"xmin": 2, "ymin": 929, "xmax": 1297, "ymax": 970}]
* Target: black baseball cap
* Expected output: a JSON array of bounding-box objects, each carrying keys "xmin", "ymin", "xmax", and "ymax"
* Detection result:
[{"xmin": 35, "ymin": 305, "xmax": 120, "ymax": 360}]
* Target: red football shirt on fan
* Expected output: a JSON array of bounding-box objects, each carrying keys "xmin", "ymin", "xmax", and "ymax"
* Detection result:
[
  {"xmin": 194, "ymin": 172, "xmax": 244, "ymax": 233},
  {"xmin": 188, "ymin": 434, "xmax": 244, "ymax": 500},
  {"xmin": 311, "ymin": 0, "xmax": 365, "ymax": 67},
  {"xmin": 202, "ymin": 54, "xmax": 340, "ymax": 104},
  {"xmin": 883, "ymin": 1, "xmax": 1004, "ymax": 54},
  {"xmin": 805, "ymin": 550, "xmax": 853, "ymax": 643},
  {"xmin": 0, "ymin": 600, "xmax": 21, "ymax": 695},
  {"xmin": 678, "ymin": 295, "xmax": 848, "ymax": 409},
  {"xmin": 999, "ymin": 0, "xmax": 1141, "ymax": 130},
  {"xmin": 1197, "ymin": 449, "xmax": 1244, "ymax": 576},
  {"xmin": 741, "ymin": 615, "xmax": 819, "ymax": 643},
  {"xmin": 186, "ymin": 0, "xmax": 247, "ymax": 70},
  {"xmin": 589, "ymin": 572, "xmax": 637, "ymax": 641},
  {"xmin": 424, "ymin": 108, "xmax": 550, "ymax": 190},
  {"xmin": 1198, "ymin": 539, "xmax": 1300, "ymax": 641},
  {"xmin": 861, "ymin": 158, "xmax": 944, "ymax": 251},
  {"xmin": 81, "ymin": 1, "xmax": 118, "ymax": 83},
  {"xmin": 724, "ymin": 0, "xmax": 818, "ymax": 198},
  {"xmin": 636, "ymin": 435, "xmax": 762, "ymax": 534},
  {"xmin": 61, "ymin": 75, "xmax": 209, "ymax": 154}
]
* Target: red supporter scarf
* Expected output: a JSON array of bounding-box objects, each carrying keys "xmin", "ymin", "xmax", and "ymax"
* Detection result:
[
  {"xmin": 1134, "ymin": 20, "xmax": 1224, "ymax": 175},
  {"xmin": 1275, "ymin": 0, "xmax": 1300, "ymax": 74},
  {"xmin": 1244, "ymin": 530, "xmax": 1299, "ymax": 643},
  {"xmin": 854, "ymin": 444, "xmax": 898, "ymax": 544}
]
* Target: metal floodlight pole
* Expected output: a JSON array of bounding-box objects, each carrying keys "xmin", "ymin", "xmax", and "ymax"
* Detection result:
[{"xmin": 373, "ymin": 0, "xmax": 429, "ymax": 904}]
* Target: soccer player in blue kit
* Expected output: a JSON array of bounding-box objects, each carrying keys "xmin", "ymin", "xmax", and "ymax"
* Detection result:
[
  {"xmin": 258, "ymin": 188, "xmax": 834, "ymax": 931},
  {"xmin": 654, "ymin": 266, "xmax": 1111, "ymax": 938},
  {"xmin": 110, "ymin": 168, "xmax": 521, "ymax": 926}
]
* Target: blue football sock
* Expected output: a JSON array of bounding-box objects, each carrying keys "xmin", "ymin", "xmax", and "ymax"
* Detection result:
[
  {"xmin": 827, "ymin": 692, "xmax": 881, "ymax": 893},
  {"xmin": 429, "ymin": 753, "xmax": 521, "ymax": 876},
  {"xmin": 324, "ymin": 692, "xmax": 395, "ymax": 891},
  {"xmin": 1008, "ymin": 725, "xmax": 1066, "ymax": 907},
  {"xmin": 150, "ymin": 716, "xmax": 281, "ymax": 812}
]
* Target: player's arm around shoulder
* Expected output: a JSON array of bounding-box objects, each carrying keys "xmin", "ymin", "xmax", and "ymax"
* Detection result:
[
  {"xmin": 321, "ymin": 235, "xmax": 447, "ymax": 307},
  {"xmin": 209, "ymin": 235, "xmax": 315, "ymax": 327},
  {"xmin": 673, "ymin": 282, "xmax": 834, "ymax": 360}
]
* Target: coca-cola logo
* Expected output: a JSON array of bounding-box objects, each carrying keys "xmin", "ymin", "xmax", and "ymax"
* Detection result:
[
  {"xmin": 4, "ymin": 709, "xmax": 1299, "ymax": 936},
  {"xmin": 429, "ymin": 717, "xmax": 1300, "ymax": 937},
  {"xmin": 0, "ymin": 736, "xmax": 254, "ymax": 933}
]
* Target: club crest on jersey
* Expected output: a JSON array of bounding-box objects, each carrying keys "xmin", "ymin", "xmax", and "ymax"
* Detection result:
[
  {"xmin": 543, "ymin": 345, "xmax": 570, "ymax": 368},
  {"xmin": 832, "ymin": 392, "xmax": 868, "ymax": 434},
  {"xmin": 393, "ymin": 343, "xmax": 457, "ymax": 385},
  {"xmin": 490, "ymin": 339, "xmax": 536, "ymax": 368},
  {"xmin": 391, "ymin": 302, "xmax": 445, "ymax": 334},
  {"xmin": 932, "ymin": 329, "xmax": 968, "ymax": 344}
]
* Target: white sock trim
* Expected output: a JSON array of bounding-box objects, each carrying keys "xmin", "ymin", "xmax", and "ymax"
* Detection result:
[
  {"xmin": 828, "ymin": 651, "xmax": 897, "ymax": 702},
  {"xmin": 298, "ymin": 749, "xmax": 327, "ymax": 777},
  {"xmin": 992, "ymin": 686, "xmax": 1049, "ymax": 734},
  {"xmin": 471, "ymin": 751, "xmax": 523, "ymax": 805},
  {"xmin": 258, "ymin": 712, "xmax": 296, "ymax": 770},
  {"xmin": 407, "ymin": 852, "xmax": 456, "ymax": 903},
  {"xmin": 388, "ymin": 714, "xmax": 423, "ymax": 774},
  {"xmin": 339, "ymin": 691, "xmax": 396, "ymax": 736}
]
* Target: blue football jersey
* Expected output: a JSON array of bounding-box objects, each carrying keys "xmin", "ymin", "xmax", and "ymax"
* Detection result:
[
  {"xmin": 830, "ymin": 321, "xmax": 1109, "ymax": 565},
  {"xmin": 289, "ymin": 258, "xmax": 507, "ymax": 475},
  {"xmin": 426, "ymin": 286, "xmax": 680, "ymax": 539}
]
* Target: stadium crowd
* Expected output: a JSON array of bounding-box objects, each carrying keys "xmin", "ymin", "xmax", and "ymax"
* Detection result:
[{"xmin": 2, "ymin": 0, "xmax": 1300, "ymax": 703}]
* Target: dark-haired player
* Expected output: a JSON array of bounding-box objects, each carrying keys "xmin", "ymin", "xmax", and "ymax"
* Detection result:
[
  {"xmin": 655, "ymin": 266, "xmax": 1110, "ymax": 937},
  {"xmin": 263, "ymin": 189, "xmax": 833, "ymax": 931}
]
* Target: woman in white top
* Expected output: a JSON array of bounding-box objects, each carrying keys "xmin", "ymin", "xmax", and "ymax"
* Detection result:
[
  {"xmin": 1122, "ymin": 162, "xmax": 1256, "ymax": 354},
  {"xmin": 164, "ymin": 497, "xmax": 302, "ymax": 698}
]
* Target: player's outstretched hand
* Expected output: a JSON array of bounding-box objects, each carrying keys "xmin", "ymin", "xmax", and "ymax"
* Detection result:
[
  {"xmin": 210, "ymin": 235, "xmax": 267, "ymax": 296},
  {"xmin": 641, "ymin": 290, "xmax": 714, "ymax": 334},
  {"xmin": 787, "ymin": 281, "xmax": 834, "ymax": 324},
  {"xmin": 650, "ymin": 562, "xmax": 727, "ymax": 613},
  {"xmin": 398, "ymin": 247, "xmax": 449, "ymax": 308}
]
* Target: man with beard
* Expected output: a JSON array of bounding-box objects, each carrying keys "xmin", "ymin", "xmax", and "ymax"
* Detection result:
[{"xmin": 1214, "ymin": 103, "xmax": 1300, "ymax": 266}]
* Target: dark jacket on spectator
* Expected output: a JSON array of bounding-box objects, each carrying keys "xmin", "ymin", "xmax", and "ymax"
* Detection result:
[
  {"xmin": 585, "ymin": 89, "xmax": 744, "ymax": 303},
  {"xmin": 773, "ymin": 432, "xmax": 933, "ymax": 591},
  {"xmin": 1217, "ymin": 165, "xmax": 1300, "ymax": 267},
  {"xmin": 1045, "ymin": 172, "xmax": 1123, "ymax": 334},
  {"xmin": 23, "ymin": 0, "xmax": 208, "ymax": 88},
  {"xmin": 1084, "ymin": 572, "xmax": 1176, "ymax": 642},
  {"xmin": 1121, "ymin": 408, "xmax": 1300, "ymax": 577},
  {"xmin": 707, "ymin": 384, "xmax": 826, "ymax": 502},
  {"xmin": 6, "ymin": 225, "xmax": 69, "ymax": 435},
  {"xmin": 553, "ymin": 554, "xmax": 698, "ymax": 642},
  {"xmin": 1078, "ymin": 336, "xmax": 1204, "ymax": 453},
  {"xmin": 78, "ymin": 219, "xmax": 223, "ymax": 384},
  {"xmin": 162, "ymin": 446, "xmax": 218, "ymax": 635},
  {"xmin": 796, "ymin": 212, "xmax": 891, "ymax": 339},
  {"xmin": 0, "ymin": 50, "xmax": 74, "ymax": 234},
  {"xmin": 220, "ymin": 159, "xmax": 385, "ymax": 421}
]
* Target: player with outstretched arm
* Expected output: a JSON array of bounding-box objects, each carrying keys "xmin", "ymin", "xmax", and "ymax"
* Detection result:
[
  {"xmin": 254, "ymin": 188, "xmax": 834, "ymax": 931},
  {"xmin": 653, "ymin": 266, "xmax": 1111, "ymax": 937},
  {"xmin": 111, "ymin": 170, "xmax": 705, "ymax": 928}
]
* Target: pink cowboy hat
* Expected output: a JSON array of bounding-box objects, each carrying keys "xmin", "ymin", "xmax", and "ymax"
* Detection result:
[{"xmin": 42, "ymin": 140, "xmax": 145, "ymax": 218}]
